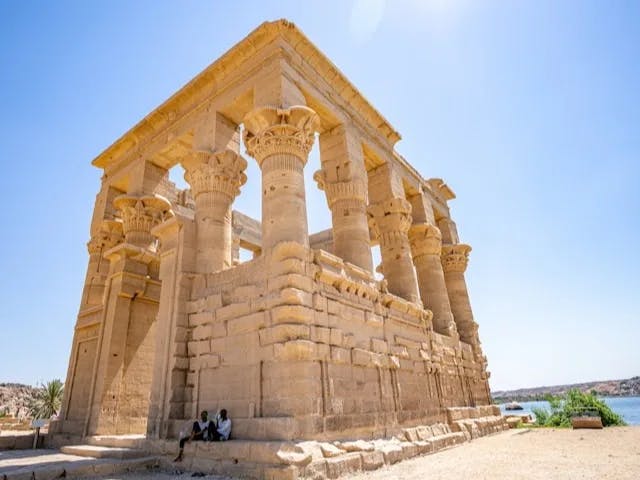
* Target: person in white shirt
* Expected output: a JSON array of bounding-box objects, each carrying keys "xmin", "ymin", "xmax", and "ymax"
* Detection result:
[
  {"xmin": 211, "ymin": 409, "xmax": 232, "ymax": 441},
  {"xmin": 174, "ymin": 410, "xmax": 213, "ymax": 462}
]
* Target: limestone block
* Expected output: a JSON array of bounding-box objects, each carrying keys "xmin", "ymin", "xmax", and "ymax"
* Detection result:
[
  {"xmin": 378, "ymin": 443, "xmax": 403, "ymax": 464},
  {"xmin": 343, "ymin": 334, "xmax": 355, "ymax": 348},
  {"xmin": 312, "ymin": 292, "xmax": 326, "ymax": 311},
  {"xmin": 264, "ymin": 466, "xmax": 299, "ymax": 480},
  {"xmin": 268, "ymin": 274, "xmax": 314, "ymax": 293},
  {"xmin": 320, "ymin": 442, "xmax": 346, "ymax": 457},
  {"xmin": 199, "ymin": 354, "xmax": 220, "ymax": 369},
  {"xmin": 413, "ymin": 440, "xmax": 433, "ymax": 454},
  {"xmin": 187, "ymin": 339, "xmax": 210, "ymax": 356},
  {"xmin": 371, "ymin": 338, "xmax": 388, "ymax": 354},
  {"xmin": 211, "ymin": 321, "xmax": 227, "ymax": 338},
  {"xmin": 329, "ymin": 328, "xmax": 344, "ymax": 346},
  {"xmin": 272, "ymin": 305, "xmax": 314, "ymax": 325},
  {"xmin": 360, "ymin": 450, "xmax": 385, "ymax": 470},
  {"xmin": 227, "ymin": 311, "xmax": 267, "ymax": 336},
  {"xmin": 217, "ymin": 302, "xmax": 251, "ymax": 322},
  {"xmin": 190, "ymin": 311, "xmax": 214, "ymax": 327},
  {"xmin": 364, "ymin": 311, "xmax": 383, "ymax": 327},
  {"xmin": 192, "ymin": 324, "xmax": 211, "ymax": 341},
  {"xmin": 186, "ymin": 297, "xmax": 206, "ymax": 313},
  {"xmin": 390, "ymin": 345, "xmax": 409, "ymax": 358},
  {"xmin": 278, "ymin": 287, "xmax": 313, "ymax": 306},
  {"xmin": 317, "ymin": 343, "xmax": 330, "ymax": 360},
  {"xmin": 325, "ymin": 452, "xmax": 362, "ymax": 479},
  {"xmin": 207, "ymin": 293, "xmax": 223, "ymax": 310},
  {"xmin": 399, "ymin": 441, "xmax": 419, "ymax": 459},
  {"xmin": 402, "ymin": 427, "xmax": 419, "ymax": 442},
  {"xmin": 260, "ymin": 324, "xmax": 311, "ymax": 345},
  {"xmin": 340, "ymin": 440, "xmax": 374, "ymax": 452},
  {"xmin": 274, "ymin": 340, "xmax": 317, "ymax": 361},
  {"xmin": 351, "ymin": 348, "xmax": 373, "ymax": 366},
  {"xmin": 416, "ymin": 426, "xmax": 433, "ymax": 441},
  {"xmin": 310, "ymin": 325, "xmax": 331, "ymax": 344},
  {"xmin": 330, "ymin": 346, "xmax": 350, "ymax": 364}
]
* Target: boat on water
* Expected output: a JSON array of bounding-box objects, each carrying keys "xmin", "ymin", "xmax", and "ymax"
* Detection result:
[{"xmin": 505, "ymin": 402, "xmax": 524, "ymax": 411}]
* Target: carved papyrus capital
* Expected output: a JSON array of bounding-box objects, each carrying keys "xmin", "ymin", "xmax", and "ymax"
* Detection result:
[
  {"xmin": 367, "ymin": 197, "xmax": 412, "ymax": 247},
  {"xmin": 87, "ymin": 220, "xmax": 123, "ymax": 255},
  {"xmin": 243, "ymin": 106, "xmax": 319, "ymax": 166},
  {"xmin": 113, "ymin": 194, "xmax": 173, "ymax": 247},
  {"xmin": 441, "ymin": 243, "xmax": 472, "ymax": 273},
  {"xmin": 409, "ymin": 223, "xmax": 442, "ymax": 260},
  {"xmin": 184, "ymin": 149, "xmax": 247, "ymax": 201},
  {"xmin": 313, "ymin": 170, "xmax": 367, "ymax": 207}
]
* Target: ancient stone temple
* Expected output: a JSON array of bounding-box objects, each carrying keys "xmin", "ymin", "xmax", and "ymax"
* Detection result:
[{"xmin": 52, "ymin": 21, "xmax": 498, "ymax": 460}]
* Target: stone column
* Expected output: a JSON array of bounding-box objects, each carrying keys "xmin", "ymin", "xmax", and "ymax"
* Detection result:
[
  {"xmin": 409, "ymin": 224, "xmax": 457, "ymax": 336},
  {"xmin": 80, "ymin": 220, "xmax": 123, "ymax": 308},
  {"xmin": 314, "ymin": 173, "xmax": 372, "ymax": 272},
  {"xmin": 441, "ymin": 244, "xmax": 480, "ymax": 346},
  {"xmin": 183, "ymin": 150, "xmax": 247, "ymax": 273},
  {"xmin": 87, "ymin": 194, "xmax": 172, "ymax": 435},
  {"xmin": 368, "ymin": 197, "xmax": 420, "ymax": 303},
  {"xmin": 243, "ymin": 105, "xmax": 319, "ymax": 251},
  {"xmin": 113, "ymin": 194, "xmax": 173, "ymax": 250}
]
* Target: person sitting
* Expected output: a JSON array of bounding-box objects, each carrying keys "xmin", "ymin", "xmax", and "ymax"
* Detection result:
[
  {"xmin": 209, "ymin": 409, "xmax": 231, "ymax": 441},
  {"xmin": 174, "ymin": 410, "xmax": 214, "ymax": 462}
]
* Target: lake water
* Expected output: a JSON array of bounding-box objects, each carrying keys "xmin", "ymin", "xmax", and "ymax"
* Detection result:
[{"xmin": 499, "ymin": 396, "xmax": 640, "ymax": 425}]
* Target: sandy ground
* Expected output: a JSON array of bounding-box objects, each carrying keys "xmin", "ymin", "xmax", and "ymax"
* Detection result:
[
  {"xmin": 349, "ymin": 426, "xmax": 640, "ymax": 480},
  {"xmin": 2, "ymin": 427, "xmax": 639, "ymax": 479}
]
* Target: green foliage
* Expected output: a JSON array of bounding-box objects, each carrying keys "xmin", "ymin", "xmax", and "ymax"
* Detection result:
[
  {"xmin": 29, "ymin": 379, "xmax": 64, "ymax": 420},
  {"xmin": 533, "ymin": 389, "xmax": 626, "ymax": 427}
]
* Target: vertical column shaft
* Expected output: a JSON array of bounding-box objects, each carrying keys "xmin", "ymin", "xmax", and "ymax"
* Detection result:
[
  {"xmin": 368, "ymin": 197, "xmax": 420, "ymax": 302},
  {"xmin": 441, "ymin": 244, "xmax": 479, "ymax": 345},
  {"xmin": 184, "ymin": 150, "xmax": 247, "ymax": 273},
  {"xmin": 244, "ymin": 105, "xmax": 319, "ymax": 251},
  {"xmin": 409, "ymin": 224, "xmax": 457, "ymax": 336}
]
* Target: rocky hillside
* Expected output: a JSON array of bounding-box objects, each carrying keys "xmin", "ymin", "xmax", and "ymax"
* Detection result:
[
  {"xmin": 493, "ymin": 376, "xmax": 640, "ymax": 401},
  {"xmin": 0, "ymin": 383, "xmax": 38, "ymax": 421}
]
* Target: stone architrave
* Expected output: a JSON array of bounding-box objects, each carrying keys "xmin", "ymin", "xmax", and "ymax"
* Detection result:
[
  {"xmin": 243, "ymin": 105, "xmax": 319, "ymax": 251},
  {"xmin": 184, "ymin": 149, "xmax": 247, "ymax": 273},
  {"xmin": 368, "ymin": 197, "xmax": 420, "ymax": 303},
  {"xmin": 409, "ymin": 223, "xmax": 457, "ymax": 337},
  {"xmin": 441, "ymin": 244, "xmax": 480, "ymax": 347}
]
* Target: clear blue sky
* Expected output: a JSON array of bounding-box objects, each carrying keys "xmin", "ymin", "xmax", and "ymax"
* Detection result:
[{"xmin": 0, "ymin": 1, "xmax": 638, "ymax": 391}]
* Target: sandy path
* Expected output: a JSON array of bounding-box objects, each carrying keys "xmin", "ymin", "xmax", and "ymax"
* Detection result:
[{"xmin": 348, "ymin": 427, "xmax": 640, "ymax": 480}]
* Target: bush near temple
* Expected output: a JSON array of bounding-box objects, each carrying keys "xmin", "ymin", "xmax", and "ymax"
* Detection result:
[{"xmin": 533, "ymin": 389, "xmax": 625, "ymax": 427}]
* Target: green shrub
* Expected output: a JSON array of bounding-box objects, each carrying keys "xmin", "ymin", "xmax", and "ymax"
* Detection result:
[{"xmin": 533, "ymin": 389, "xmax": 625, "ymax": 427}]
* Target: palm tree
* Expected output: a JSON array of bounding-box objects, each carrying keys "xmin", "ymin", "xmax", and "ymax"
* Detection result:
[{"xmin": 29, "ymin": 379, "xmax": 64, "ymax": 419}]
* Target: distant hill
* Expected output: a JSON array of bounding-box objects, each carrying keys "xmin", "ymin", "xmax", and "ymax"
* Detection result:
[
  {"xmin": 0, "ymin": 383, "xmax": 38, "ymax": 421},
  {"xmin": 493, "ymin": 376, "xmax": 640, "ymax": 402}
]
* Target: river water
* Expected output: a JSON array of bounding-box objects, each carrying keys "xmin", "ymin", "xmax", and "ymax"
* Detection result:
[{"xmin": 498, "ymin": 396, "xmax": 640, "ymax": 425}]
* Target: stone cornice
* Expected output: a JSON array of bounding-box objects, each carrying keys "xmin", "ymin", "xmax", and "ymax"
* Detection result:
[
  {"xmin": 92, "ymin": 20, "xmax": 400, "ymax": 171},
  {"xmin": 243, "ymin": 106, "xmax": 319, "ymax": 165},
  {"xmin": 441, "ymin": 243, "xmax": 472, "ymax": 273}
]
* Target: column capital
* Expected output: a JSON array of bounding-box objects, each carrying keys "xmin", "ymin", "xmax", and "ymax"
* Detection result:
[
  {"xmin": 408, "ymin": 223, "xmax": 442, "ymax": 259},
  {"xmin": 243, "ymin": 105, "xmax": 319, "ymax": 166},
  {"xmin": 441, "ymin": 243, "xmax": 472, "ymax": 273},
  {"xmin": 113, "ymin": 194, "xmax": 173, "ymax": 248},
  {"xmin": 367, "ymin": 197, "xmax": 412, "ymax": 243},
  {"xmin": 87, "ymin": 220, "xmax": 123, "ymax": 255},
  {"xmin": 313, "ymin": 170, "xmax": 367, "ymax": 206},
  {"xmin": 183, "ymin": 149, "xmax": 247, "ymax": 200}
]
